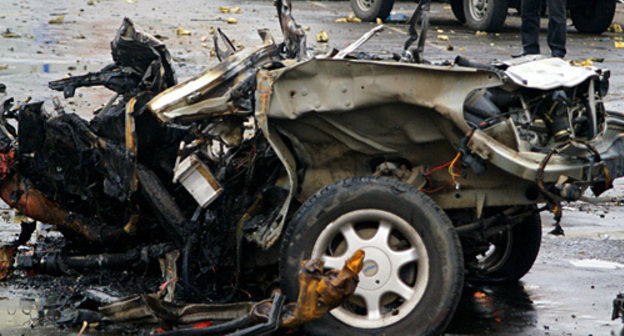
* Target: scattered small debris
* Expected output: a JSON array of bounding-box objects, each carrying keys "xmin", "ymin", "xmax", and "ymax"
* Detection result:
[
  {"xmin": 458, "ymin": 47, "xmax": 466, "ymax": 51},
  {"xmin": 304, "ymin": 26, "xmax": 311, "ymax": 31},
  {"xmin": 175, "ymin": 27, "xmax": 191, "ymax": 36},
  {"xmin": 231, "ymin": 7, "xmax": 242, "ymax": 14},
  {"xmin": 376, "ymin": 18, "xmax": 382, "ymax": 24},
  {"xmin": 446, "ymin": 44, "xmax": 453, "ymax": 51},
  {"xmin": 48, "ymin": 15, "xmax": 65, "ymax": 24},
  {"xmin": 2, "ymin": 29, "xmax": 20, "ymax": 38},
  {"xmin": 226, "ymin": 17, "xmax": 238, "ymax": 24},
  {"xmin": 437, "ymin": 35, "xmax": 449, "ymax": 41},
  {"xmin": 209, "ymin": 27, "xmax": 215, "ymax": 34},
  {"xmin": 608, "ymin": 23, "xmax": 623, "ymax": 33},
  {"xmin": 316, "ymin": 30, "xmax": 328, "ymax": 43},
  {"xmin": 335, "ymin": 14, "xmax": 361, "ymax": 23},
  {"xmin": 219, "ymin": 6, "xmax": 230, "ymax": 13},
  {"xmin": 615, "ymin": 41, "xmax": 624, "ymax": 49},
  {"xmin": 475, "ymin": 31, "xmax": 487, "ymax": 36},
  {"xmin": 153, "ymin": 33, "xmax": 168, "ymax": 41},
  {"xmin": 87, "ymin": 0, "xmax": 95, "ymax": 5},
  {"xmin": 443, "ymin": 5, "xmax": 451, "ymax": 10},
  {"xmin": 437, "ymin": 29, "xmax": 444, "ymax": 33},
  {"xmin": 0, "ymin": 64, "xmax": 8, "ymax": 71}
]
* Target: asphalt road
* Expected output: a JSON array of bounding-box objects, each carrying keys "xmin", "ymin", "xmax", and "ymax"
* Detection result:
[{"xmin": 1, "ymin": 1, "xmax": 624, "ymax": 335}]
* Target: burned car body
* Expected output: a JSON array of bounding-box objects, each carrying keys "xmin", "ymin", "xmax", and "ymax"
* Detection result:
[{"xmin": 2, "ymin": 1, "xmax": 624, "ymax": 335}]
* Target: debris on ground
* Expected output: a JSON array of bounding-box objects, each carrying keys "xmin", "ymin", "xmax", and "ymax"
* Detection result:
[
  {"xmin": 49, "ymin": 15, "xmax": 65, "ymax": 24},
  {"xmin": 175, "ymin": 27, "xmax": 191, "ymax": 36},
  {"xmin": 335, "ymin": 14, "xmax": 362, "ymax": 23},
  {"xmin": 608, "ymin": 23, "xmax": 623, "ymax": 33},
  {"xmin": 2, "ymin": 29, "xmax": 20, "ymax": 38},
  {"xmin": 316, "ymin": 30, "xmax": 328, "ymax": 42}
]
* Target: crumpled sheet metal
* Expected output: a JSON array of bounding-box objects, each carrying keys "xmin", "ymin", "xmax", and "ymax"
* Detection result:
[
  {"xmin": 147, "ymin": 44, "xmax": 277, "ymax": 122},
  {"xmin": 262, "ymin": 58, "xmax": 502, "ymax": 132},
  {"xmin": 261, "ymin": 249, "xmax": 365, "ymax": 328},
  {"xmin": 100, "ymin": 293, "xmax": 255, "ymax": 325},
  {"xmin": 280, "ymin": 249, "xmax": 364, "ymax": 328}
]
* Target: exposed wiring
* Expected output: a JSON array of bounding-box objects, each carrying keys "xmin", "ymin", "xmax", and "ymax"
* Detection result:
[
  {"xmin": 421, "ymin": 152, "xmax": 461, "ymax": 193},
  {"xmin": 448, "ymin": 152, "xmax": 461, "ymax": 177}
]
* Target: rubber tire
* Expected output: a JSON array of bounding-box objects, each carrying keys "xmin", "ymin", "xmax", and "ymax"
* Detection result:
[
  {"xmin": 463, "ymin": 0, "xmax": 508, "ymax": 32},
  {"xmin": 350, "ymin": 0, "xmax": 395, "ymax": 22},
  {"xmin": 450, "ymin": 0, "xmax": 466, "ymax": 23},
  {"xmin": 570, "ymin": 0, "xmax": 616, "ymax": 34},
  {"xmin": 280, "ymin": 176, "xmax": 464, "ymax": 336},
  {"xmin": 467, "ymin": 210, "xmax": 542, "ymax": 283}
]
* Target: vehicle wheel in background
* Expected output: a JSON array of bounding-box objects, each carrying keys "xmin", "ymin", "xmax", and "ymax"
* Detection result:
[
  {"xmin": 570, "ymin": 0, "xmax": 617, "ymax": 34},
  {"xmin": 280, "ymin": 176, "xmax": 464, "ymax": 336},
  {"xmin": 465, "ymin": 209, "xmax": 542, "ymax": 283},
  {"xmin": 450, "ymin": 0, "xmax": 466, "ymax": 23},
  {"xmin": 350, "ymin": 0, "xmax": 395, "ymax": 22},
  {"xmin": 463, "ymin": 0, "xmax": 508, "ymax": 32}
]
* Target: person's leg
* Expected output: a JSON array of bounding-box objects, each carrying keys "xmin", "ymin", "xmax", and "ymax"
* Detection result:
[
  {"xmin": 521, "ymin": 0, "xmax": 542, "ymax": 54},
  {"xmin": 546, "ymin": 0, "xmax": 567, "ymax": 57}
]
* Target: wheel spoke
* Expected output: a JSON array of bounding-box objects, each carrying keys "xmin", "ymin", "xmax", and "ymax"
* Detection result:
[
  {"xmin": 321, "ymin": 254, "xmax": 345, "ymax": 270},
  {"xmin": 340, "ymin": 222, "xmax": 364, "ymax": 251},
  {"xmin": 356, "ymin": 288, "xmax": 383, "ymax": 320},
  {"xmin": 387, "ymin": 275, "xmax": 415, "ymax": 301},
  {"xmin": 389, "ymin": 247, "xmax": 419, "ymax": 268},
  {"xmin": 369, "ymin": 220, "xmax": 392, "ymax": 246}
]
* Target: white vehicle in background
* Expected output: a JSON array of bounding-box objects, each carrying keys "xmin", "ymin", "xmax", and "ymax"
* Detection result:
[{"xmin": 351, "ymin": 0, "xmax": 618, "ymax": 33}]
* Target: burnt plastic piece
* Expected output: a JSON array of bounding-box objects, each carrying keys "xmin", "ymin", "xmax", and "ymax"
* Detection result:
[
  {"xmin": 49, "ymin": 18, "xmax": 175, "ymax": 98},
  {"xmin": 612, "ymin": 293, "xmax": 624, "ymax": 321}
]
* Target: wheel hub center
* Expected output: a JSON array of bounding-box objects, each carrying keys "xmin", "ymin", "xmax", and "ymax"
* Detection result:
[
  {"xmin": 357, "ymin": 246, "xmax": 392, "ymax": 291},
  {"xmin": 362, "ymin": 260, "xmax": 379, "ymax": 277}
]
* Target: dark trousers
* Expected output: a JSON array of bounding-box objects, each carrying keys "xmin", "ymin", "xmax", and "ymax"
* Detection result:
[{"xmin": 521, "ymin": 0, "xmax": 567, "ymax": 57}]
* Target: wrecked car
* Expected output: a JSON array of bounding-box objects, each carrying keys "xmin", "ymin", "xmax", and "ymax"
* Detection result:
[{"xmin": 2, "ymin": 0, "xmax": 624, "ymax": 334}]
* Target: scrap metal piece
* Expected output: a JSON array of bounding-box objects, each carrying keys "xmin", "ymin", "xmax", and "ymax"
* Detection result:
[
  {"xmin": 333, "ymin": 25, "xmax": 384, "ymax": 60},
  {"xmin": 99, "ymin": 293, "xmax": 255, "ymax": 325},
  {"xmin": 279, "ymin": 249, "xmax": 365, "ymax": 328},
  {"xmin": 274, "ymin": 0, "xmax": 309, "ymax": 60},
  {"xmin": 48, "ymin": 18, "xmax": 176, "ymax": 98},
  {"xmin": 213, "ymin": 28, "xmax": 237, "ymax": 62},
  {"xmin": 612, "ymin": 293, "xmax": 624, "ymax": 321},
  {"xmin": 403, "ymin": 0, "xmax": 431, "ymax": 63}
]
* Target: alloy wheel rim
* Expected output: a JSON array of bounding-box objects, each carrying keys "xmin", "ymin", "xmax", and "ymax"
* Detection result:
[{"xmin": 311, "ymin": 209, "xmax": 429, "ymax": 329}]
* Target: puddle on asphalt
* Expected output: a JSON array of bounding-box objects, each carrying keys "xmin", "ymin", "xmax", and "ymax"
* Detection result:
[
  {"xmin": 568, "ymin": 258, "xmax": 624, "ymax": 269},
  {"xmin": 446, "ymin": 282, "xmax": 537, "ymax": 335}
]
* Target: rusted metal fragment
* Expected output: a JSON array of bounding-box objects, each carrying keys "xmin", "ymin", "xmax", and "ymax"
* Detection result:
[
  {"xmin": 0, "ymin": 245, "xmax": 16, "ymax": 280},
  {"xmin": 99, "ymin": 293, "xmax": 254, "ymax": 325},
  {"xmin": 279, "ymin": 249, "xmax": 365, "ymax": 328},
  {"xmin": 0, "ymin": 173, "xmax": 127, "ymax": 243}
]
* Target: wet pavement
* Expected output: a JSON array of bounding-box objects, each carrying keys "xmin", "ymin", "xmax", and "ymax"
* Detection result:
[{"xmin": 2, "ymin": 0, "xmax": 624, "ymax": 335}]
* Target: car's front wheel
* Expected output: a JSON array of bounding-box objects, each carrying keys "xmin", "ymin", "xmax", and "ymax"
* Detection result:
[
  {"xmin": 570, "ymin": 0, "xmax": 617, "ymax": 34},
  {"xmin": 280, "ymin": 176, "xmax": 464, "ymax": 336},
  {"xmin": 463, "ymin": 0, "xmax": 508, "ymax": 32}
]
